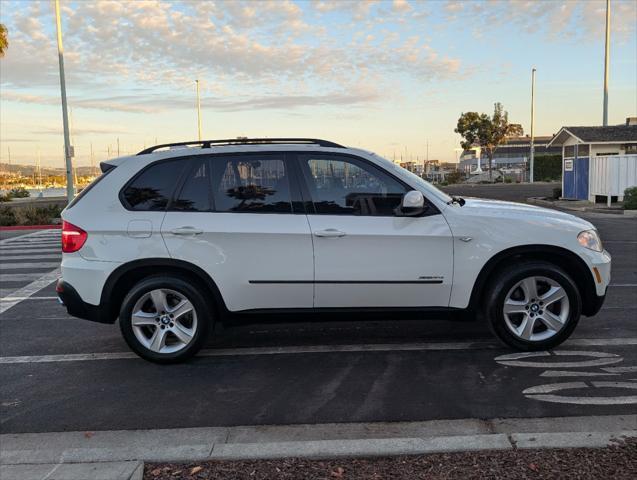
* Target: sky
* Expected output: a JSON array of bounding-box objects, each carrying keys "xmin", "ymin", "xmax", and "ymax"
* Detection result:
[{"xmin": 0, "ymin": 0, "xmax": 636, "ymax": 168}]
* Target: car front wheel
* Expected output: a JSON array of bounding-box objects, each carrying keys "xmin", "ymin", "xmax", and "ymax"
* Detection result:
[
  {"xmin": 119, "ymin": 276, "xmax": 212, "ymax": 363},
  {"xmin": 485, "ymin": 261, "xmax": 582, "ymax": 350}
]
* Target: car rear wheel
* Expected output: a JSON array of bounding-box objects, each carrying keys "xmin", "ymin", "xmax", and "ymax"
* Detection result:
[
  {"xmin": 119, "ymin": 276, "xmax": 212, "ymax": 363},
  {"xmin": 485, "ymin": 262, "xmax": 582, "ymax": 350}
]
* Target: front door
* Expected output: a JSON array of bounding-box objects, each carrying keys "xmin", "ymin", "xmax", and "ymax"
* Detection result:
[
  {"xmin": 161, "ymin": 153, "xmax": 314, "ymax": 312},
  {"xmin": 295, "ymin": 153, "xmax": 454, "ymax": 308}
]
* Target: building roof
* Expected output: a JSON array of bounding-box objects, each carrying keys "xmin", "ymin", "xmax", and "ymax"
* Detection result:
[{"xmin": 548, "ymin": 125, "xmax": 637, "ymax": 146}]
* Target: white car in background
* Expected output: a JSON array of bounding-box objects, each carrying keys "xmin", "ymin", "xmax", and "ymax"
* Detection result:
[{"xmin": 57, "ymin": 138, "xmax": 610, "ymax": 363}]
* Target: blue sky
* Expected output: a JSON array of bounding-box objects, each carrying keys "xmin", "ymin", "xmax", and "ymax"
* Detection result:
[{"xmin": 1, "ymin": 0, "xmax": 636, "ymax": 167}]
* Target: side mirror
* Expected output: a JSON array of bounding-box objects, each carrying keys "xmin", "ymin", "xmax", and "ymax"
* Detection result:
[{"xmin": 396, "ymin": 190, "xmax": 427, "ymax": 216}]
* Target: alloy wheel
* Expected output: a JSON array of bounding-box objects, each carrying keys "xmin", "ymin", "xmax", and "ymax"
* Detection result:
[
  {"xmin": 502, "ymin": 276, "xmax": 570, "ymax": 342},
  {"xmin": 130, "ymin": 288, "xmax": 198, "ymax": 354}
]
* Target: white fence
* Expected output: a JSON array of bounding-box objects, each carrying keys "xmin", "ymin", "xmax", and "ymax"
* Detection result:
[{"xmin": 589, "ymin": 155, "xmax": 637, "ymax": 198}]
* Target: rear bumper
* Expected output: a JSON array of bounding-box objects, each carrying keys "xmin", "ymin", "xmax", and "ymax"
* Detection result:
[{"xmin": 56, "ymin": 280, "xmax": 112, "ymax": 324}]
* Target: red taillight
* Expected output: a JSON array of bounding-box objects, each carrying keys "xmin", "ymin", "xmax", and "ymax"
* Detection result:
[{"xmin": 62, "ymin": 221, "xmax": 87, "ymax": 253}]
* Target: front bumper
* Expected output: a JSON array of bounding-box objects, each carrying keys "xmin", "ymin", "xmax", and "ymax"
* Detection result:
[{"xmin": 56, "ymin": 280, "xmax": 111, "ymax": 324}]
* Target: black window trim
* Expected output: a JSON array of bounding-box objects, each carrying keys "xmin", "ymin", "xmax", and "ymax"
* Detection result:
[
  {"xmin": 167, "ymin": 157, "xmax": 215, "ymax": 212},
  {"xmin": 290, "ymin": 151, "xmax": 440, "ymax": 218}
]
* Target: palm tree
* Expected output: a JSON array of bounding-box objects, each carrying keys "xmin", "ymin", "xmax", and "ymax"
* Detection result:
[{"xmin": 0, "ymin": 24, "xmax": 8, "ymax": 58}]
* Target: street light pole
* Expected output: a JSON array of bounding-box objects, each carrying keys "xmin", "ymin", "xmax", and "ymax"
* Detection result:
[
  {"xmin": 603, "ymin": 0, "xmax": 610, "ymax": 126},
  {"xmin": 54, "ymin": 0, "xmax": 74, "ymax": 202},
  {"xmin": 196, "ymin": 79, "xmax": 202, "ymax": 141},
  {"xmin": 530, "ymin": 67, "xmax": 536, "ymax": 183}
]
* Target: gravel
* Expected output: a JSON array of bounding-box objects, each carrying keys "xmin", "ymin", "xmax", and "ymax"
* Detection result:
[{"xmin": 145, "ymin": 438, "xmax": 637, "ymax": 479}]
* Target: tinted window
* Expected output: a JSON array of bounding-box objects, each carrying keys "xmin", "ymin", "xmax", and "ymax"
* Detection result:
[
  {"xmin": 172, "ymin": 160, "xmax": 211, "ymax": 211},
  {"xmin": 123, "ymin": 159, "xmax": 185, "ymax": 211},
  {"xmin": 299, "ymin": 154, "xmax": 407, "ymax": 216},
  {"xmin": 211, "ymin": 155, "xmax": 292, "ymax": 213}
]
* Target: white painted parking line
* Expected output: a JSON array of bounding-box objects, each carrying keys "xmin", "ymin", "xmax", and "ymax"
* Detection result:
[
  {"xmin": 1, "ymin": 296, "xmax": 58, "ymax": 301},
  {"xmin": 495, "ymin": 350, "xmax": 624, "ymax": 368},
  {"xmin": 1, "ymin": 338, "xmax": 636, "ymax": 364},
  {"xmin": 603, "ymin": 366, "xmax": 637, "ymax": 373},
  {"xmin": 0, "ymin": 247, "xmax": 60, "ymax": 253},
  {"xmin": 0, "ymin": 241, "xmax": 59, "ymax": 247},
  {"xmin": 522, "ymin": 381, "xmax": 637, "ymax": 405},
  {"xmin": 0, "ymin": 273, "xmax": 58, "ymax": 282},
  {"xmin": 609, "ymin": 284, "xmax": 637, "ymax": 287},
  {"xmin": 0, "ymin": 268, "xmax": 60, "ymax": 315},
  {"xmin": 0, "ymin": 254, "xmax": 60, "ymax": 260},
  {"xmin": 540, "ymin": 370, "xmax": 619, "ymax": 377},
  {"xmin": 0, "ymin": 262, "xmax": 61, "ymax": 270}
]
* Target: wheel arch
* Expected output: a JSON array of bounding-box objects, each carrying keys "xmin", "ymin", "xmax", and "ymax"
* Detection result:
[
  {"xmin": 468, "ymin": 245, "xmax": 599, "ymax": 316},
  {"xmin": 100, "ymin": 258, "xmax": 228, "ymax": 323}
]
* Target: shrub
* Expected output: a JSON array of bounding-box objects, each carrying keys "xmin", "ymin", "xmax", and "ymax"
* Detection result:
[
  {"xmin": 445, "ymin": 171, "xmax": 465, "ymax": 185},
  {"xmin": 0, "ymin": 193, "xmax": 11, "ymax": 202},
  {"xmin": 552, "ymin": 187, "xmax": 562, "ymax": 199},
  {"xmin": 0, "ymin": 206, "xmax": 17, "ymax": 226},
  {"xmin": 9, "ymin": 187, "xmax": 30, "ymax": 198},
  {"xmin": 624, "ymin": 186, "xmax": 637, "ymax": 210},
  {"xmin": 15, "ymin": 205, "xmax": 63, "ymax": 225},
  {"xmin": 534, "ymin": 155, "xmax": 562, "ymax": 181},
  {"xmin": 504, "ymin": 177, "xmax": 513, "ymax": 183}
]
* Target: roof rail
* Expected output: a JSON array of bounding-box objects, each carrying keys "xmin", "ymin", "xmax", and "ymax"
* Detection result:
[{"xmin": 137, "ymin": 138, "xmax": 345, "ymax": 155}]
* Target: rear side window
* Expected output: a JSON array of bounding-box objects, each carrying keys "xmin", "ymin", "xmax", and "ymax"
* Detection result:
[
  {"xmin": 211, "ymin": 155, "xmax": 292, "ymax": 213},
  {"xmin": 172, "ymin": 160, "xmax": 212, "ymax": 211},
  {"xmin": 122, "ymin": 159, "xmax": 186, "ymax": 211}
]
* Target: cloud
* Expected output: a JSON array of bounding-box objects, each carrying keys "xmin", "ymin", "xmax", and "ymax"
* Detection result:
[
  {"xmin": 0, "ymin": 0, "xmax": 462, "ymax": 102},
  {"xmin": 1, "ymin": 88, "xmax": 382, "ymax": 114},
  {"xmin": 442, "ymin": 0, "xmax": 636, "ymax": 41}
]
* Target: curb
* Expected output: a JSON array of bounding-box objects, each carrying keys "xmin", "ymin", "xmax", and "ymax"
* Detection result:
[
  {"xmin": 526, "ymin": 197, "xmax": 631, "ymax": 215},
  {"xmin": 2, "ymin": 416, "xmax": 635, "ymax": 467},
  {"xmin": 0, "ymin": 225, "xmax": 62, "ymax": 231}
]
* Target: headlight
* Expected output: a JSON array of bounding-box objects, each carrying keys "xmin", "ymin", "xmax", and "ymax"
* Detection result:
[{"xmin": 578, "ymin": 229, "xmax": 603, "ymax": 252}]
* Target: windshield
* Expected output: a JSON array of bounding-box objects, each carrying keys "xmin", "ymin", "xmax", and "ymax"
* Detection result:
[{"xmin": 369, "ymin": 153, "xmax": 453, "ymax": 204}]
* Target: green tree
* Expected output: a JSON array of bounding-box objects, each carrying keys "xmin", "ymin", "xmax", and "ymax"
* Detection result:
[
  {"xmin": 0, "ymin": 24, "xmax": 8, "ymax": 58},
  {"xmin": 455, "ymin": 103, "xmax": 524, "ymax": 182}
]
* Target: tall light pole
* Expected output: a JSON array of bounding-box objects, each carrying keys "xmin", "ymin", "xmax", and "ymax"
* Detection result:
[
  {"xmin": 603, "ymin": 0, "xmax": 610, "ymax": 126},
  {"xmin": 530, "ymin": 67, "xmax": 536, "ymax": 183},
  {"xmin": 195, "ymin": 79, "xmax": 202, "ymax": 141},
  {"xmin": 54, "ymin": 0, "xmax": 74, "ymax": 202}
]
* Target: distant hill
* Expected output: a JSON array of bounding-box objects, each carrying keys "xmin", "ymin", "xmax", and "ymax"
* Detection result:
[{"xmin": 0, "ymin": 163, "xmax": 98, "ymax": 176}]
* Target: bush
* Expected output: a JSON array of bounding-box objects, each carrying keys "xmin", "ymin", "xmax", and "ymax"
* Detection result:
[
  {"xmin": 15, "ymin": 205, "xmax": 63, "ymax": 225},
  {"xmin": 0, "ymin": 193, "xmax": 11, "ymax": 202},
  {"xmin": 0, "ymin": 206, "xmax": 17, "ymax": 226},
  {"xmin": 552, "ymin": 187, "xmax": 562, "ymax": 199},
  {"xmin": 624, "ymin": 186, "xmax": 637, "ymax": 210},
  {"xmin": 9, "ymin": 187, "xmax": 30, "ymax": 198},
  {"xmin": 504, "ymin": 177, "xmax": 513, "ymax": 183},
  {"xmin": 444, "ymin": 171, "xmax": 465, "ymax": 185},
  {"xmin": 534, "ymin": 155, "xmax": 562, "ymax": 181}
]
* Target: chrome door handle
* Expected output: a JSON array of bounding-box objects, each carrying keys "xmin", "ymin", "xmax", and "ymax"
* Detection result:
[
  {"xmin": 170, "ymin": 226, "xmax": 203, "ymax": 235},
  {"xmin": 314, "ymin": 229, "xmax": 346, "ymax": 238}
]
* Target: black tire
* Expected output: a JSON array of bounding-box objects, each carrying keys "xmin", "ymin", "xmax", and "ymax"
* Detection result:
[
  {"xmin": 484, "ymin": 261, "xmax": 582, "ymax": 351},
  {"xmin": 119, "ymin": 275, "xmax": 212, "ymax": 364}
]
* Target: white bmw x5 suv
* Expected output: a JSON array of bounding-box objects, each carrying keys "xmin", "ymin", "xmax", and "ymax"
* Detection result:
[{"xmin": 57, "ymin": 138, "xmax": 611, "ymax": 363}]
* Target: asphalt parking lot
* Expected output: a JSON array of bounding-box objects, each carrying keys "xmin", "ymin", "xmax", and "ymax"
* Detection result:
[{"xmin": 0, "ymin": 210, "xmax": 636, "ymax": 435}]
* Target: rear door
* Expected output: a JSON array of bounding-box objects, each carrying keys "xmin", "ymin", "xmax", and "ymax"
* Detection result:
[
  {"xmin": 295, "ymin": 152, "xmax": 454, "ymax": 308},
  {"xmin": 161, "ymin": 153, "xmax": 314, "ymax": 312}
]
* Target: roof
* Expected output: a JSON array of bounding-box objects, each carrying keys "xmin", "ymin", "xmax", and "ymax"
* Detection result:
[{"xmin": 548, "ymin": 125, "xmax": 637, "ymax": 146}]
